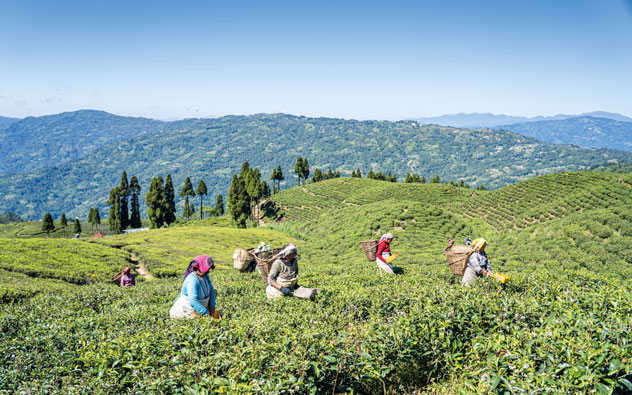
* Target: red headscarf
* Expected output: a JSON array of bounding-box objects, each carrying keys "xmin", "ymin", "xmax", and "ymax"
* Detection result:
[{"xmin": 184, "ymin": 255, "xmax": 215, "ymax": 279}]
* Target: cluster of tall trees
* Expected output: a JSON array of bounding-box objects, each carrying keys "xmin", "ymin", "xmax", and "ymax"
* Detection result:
[
  {"xmin": 405, "ymin": 173, "xmax": 425, "ymax": 183},
  {"xmin": 41, "ymin": 212, "xmax": 81, "ymax": 238},
  {"xmin": 108, "ymin": 172, "xmax": 143, "ymax": 233},
  {"xmin": 87, "ymin": 208, "xmax": 102, "ymax": 233},
  {"xmin": 367, "ymin": 170, "xmax": 397, "ymax": 182},
  {"xmin": 270, "ymin": 166, "xmax": 285, "ymax": 194},
  {"xmin": 351, "ymin": 169, "xmax": 362, "ymax": 178},
  {"xmin": 294, "ymin": 157, "xmax": 310, "ymax": 186},
  {"xmin": 311, "ymin": 168, "xmax": 341, "ymax": 183},
  {"xmin": 228, "ymin": 162, "xmax": 270, "ymax": 228}
]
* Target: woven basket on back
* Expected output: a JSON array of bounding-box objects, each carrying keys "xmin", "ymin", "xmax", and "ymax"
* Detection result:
[
  {"xmin": 111, "ymin": 271, "xmax": 124, "ymax": 286},
  {"xmin": 444, "ymin": 244, "xmax": 472, "ymax": 276},
  {"xmin": 254, "ymin": 248, "xmax": 283, "ymax": 284},
  {"xmin": 360, "ymin": 240, "xmax": 379, "ymax": 261}
]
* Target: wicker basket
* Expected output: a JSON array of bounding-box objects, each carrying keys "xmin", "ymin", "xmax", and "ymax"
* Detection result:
[
  {"xmin": 360, "ymin": 240, "xmax": 379, "ymax": 261},
  {"xmin": 444, "ymin": 244, "xmax": 472, "ymax": 276},
  {"xmin": 233, "ymin": 248, "xmax": 256, "ymax": 272},
  {"xmin": 111, "ymin": 270, "xmax": 124, "ymax": 286},
  {"xmin": 254, "ymin": 248, "xmax": 283, "ymax": 284}
]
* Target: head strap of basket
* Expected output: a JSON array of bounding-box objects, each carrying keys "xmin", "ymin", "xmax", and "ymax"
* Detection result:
[{"xmin": 471, "ymin": 238, "xmax": 487, "ymax": 252}]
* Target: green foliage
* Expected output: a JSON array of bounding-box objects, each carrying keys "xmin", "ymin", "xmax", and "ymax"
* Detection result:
[
  {"xmin": 195, "ymin": 179, "xmax": 208, "ymax": 220},
  {"xmin": 42, "ymin": 212, "xmax": 54, "ymax": 236},
  {"xmin": 0, "ymin": 211, "xmax": 23, "ymax": 224},
  {"xmin": 5, "ymin": 114, "xmax": 632, "ymax": 220},
  {"xmin": 215, "ymin": 194, "xmax": 224, "ymax": 216},
  {"xmin": 73, "ymin": 218, "xmax": 82, "ymax": 234},
  {"xmin": 227, "ymin": 175, "xmax": 249, "ymax": 228},
  {"xmin": 146, "ymin": 176, "xmax": 165, "ymax": 229},
  {"xmin": 163, "ymin": 174, "xmax": 176, "ymax": 226},
  {"xmin": 118, "ymin": 171, "xmax": 130, "ymax": 230}
]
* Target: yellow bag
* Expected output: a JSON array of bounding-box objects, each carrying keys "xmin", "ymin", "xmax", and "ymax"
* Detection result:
[
  {"xmin": 385, "ymin": 252, "xmax": 399, "ymax": 264},
  {"xmin": 490, "ymin": 272, "xmax": 511, "ymax": 284}
]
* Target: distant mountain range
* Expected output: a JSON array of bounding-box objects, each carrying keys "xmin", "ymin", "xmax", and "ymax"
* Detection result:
[
  {"xmin": 2, "ymin": 110, "xmax": 632, "ymax": 220},
  {"xmin": 497, "ymin": 116, "xmax": 632, "ymax": 151},
  {"xmin": 407, "ymin": 111, "xmax": 632, "ymax": 128}
]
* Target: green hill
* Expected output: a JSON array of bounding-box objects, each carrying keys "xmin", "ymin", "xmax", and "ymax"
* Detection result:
[
  {"xmin": 0, "ymin": 110, "xmax": 163, "ymax": 175},
  {"xmin": 2, "ymin": 163, "xmax": 632, "ymax": 392},
  {"xmin": 4, "ymin": 112, "xmax": 632, "ymax": 220}
]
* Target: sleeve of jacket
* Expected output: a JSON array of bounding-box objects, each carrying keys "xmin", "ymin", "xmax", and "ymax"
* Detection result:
[
  {"xmin": 267, "ymin": 259, "xmax": 282, "ymax": 284},
  {"xmin": 185, "ymin": 276, "xmax": 209, "ymax": 316},
  {"xmin": 467, "ymin": 253, "xmax": 484, "ymax": 274},
  {"xmin": 376, "ymin": 242, "xmax": 387, "ymax": 263}
]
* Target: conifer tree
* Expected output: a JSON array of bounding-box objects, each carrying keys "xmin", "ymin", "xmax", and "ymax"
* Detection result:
[
  {"xmin": 42, "ymin": 212, "xmax": 54, "ymax": 238},
  {"xmin": 196, "ymin": 179, "xmax": 208, "ymax": 220},
  {"xmin": 93, "ymin": 208, "xmax": 101, "ymax": 232},
  {"xmin": 118, "ymin": 171, "xmax": 130, "ymax": 230},
  {"xmin": 163, "ymin": 174, "xmax": 176, "ymax": 226},
  {"xmin": 301, "ymin": 158, "xmax": 310, "ymax": 185},
  {"xmin": 313, "ymin": 168, "xmax": 323, "ymax": 182},
  {"xmin": 367, "ymin": 170, "xmax": 375, "ymax": 179},
  {"xmin": 421, "ymin": 175, "xmax": 426, "ymax": 183},
  {"xmin": 129, "ymin": 176, "xmax": 142, "ymax": 229},
  {"xmin": 146, "ymin": 176, "xmax": 165, "ymax": 229},
  {"xmin": 183, "ymin": 196, "xmax": 191, "ymax": 220},
  {"xmin": 73, "ymin": 218, "xmax": 81, "ymax": 235},
  {"xmin": 60, "ymin": 213, "xmax": 68, "ymax": 237},
  {"xmin": 294, "ymin": 157, "xmax": 303, "ymax": 186},
  {"xmin": 107, "ymin": 188, "xmax": 120, "ymax": 233},
  {"xmin": 180, "ymin": 177, "xmax": 195, "ymax": 221},
  {"xmin": 228, "ymin": 174, "xmax": 249, "ymax": 228},
  {"xmin": 275, "ymin": 165, "xmax": 284, "ymax": 192},
  {"xmin": 270, "ymin": 168, "xmax": 278, "ymax": 193},
  {"xmin": 88, "ymin": 208, "xmax": 95, "ymax": 233},
  {"xmin": 215, "ymin": 194, "xmax": 224, "ymax": 216},
  {"xmin": 405, "ymin": 173, "xmax": 412, "ymax": 183}
]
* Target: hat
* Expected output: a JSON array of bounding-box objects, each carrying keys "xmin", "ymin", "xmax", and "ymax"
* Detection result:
[
  {"xmin": 471, "ymin": 238, "xmax": 487, "ymax": 252},
  {"xmin": 123, "ymin": 266, "xmax": 131, "ymax": 274},
  {"xmin": 191, "ymin": 255, "xmax": 215, "ymax": 273}
]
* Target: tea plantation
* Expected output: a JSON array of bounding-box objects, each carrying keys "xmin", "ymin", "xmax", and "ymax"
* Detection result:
[{"xmin": 2, "ymin": 172, "xmax": 632, "ymax": 393}]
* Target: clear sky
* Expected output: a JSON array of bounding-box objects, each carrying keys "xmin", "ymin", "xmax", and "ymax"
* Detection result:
[{"xmin": 1, "ymin": 0, "xmax": 631, "ymax": 120}]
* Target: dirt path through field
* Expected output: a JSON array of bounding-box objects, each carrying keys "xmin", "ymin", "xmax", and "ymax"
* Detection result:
[{"xmin": 129, "ymin": 253, "xmax": 154, "ymax": 280}]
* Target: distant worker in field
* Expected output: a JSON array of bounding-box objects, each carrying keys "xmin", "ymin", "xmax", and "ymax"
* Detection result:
[
  {"xmin": 120, "ymin": 266, "xmax": 136, "ymax": 287},
  {"xmin": 376, "ymin": 233, "xmax": 395, "ymax": 274},
  {"xmin": 169, "ymin": 255, "xmax": 218, "ymax": 319},
  {"xmin": 462, "ymin": 238, "xmax": 492, "ymax": 286}
]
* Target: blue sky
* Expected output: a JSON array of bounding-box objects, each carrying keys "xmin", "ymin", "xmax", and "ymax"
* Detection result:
[{"xmin": 1, "ymin": 0, "xmax": 631, "ymax": 120}]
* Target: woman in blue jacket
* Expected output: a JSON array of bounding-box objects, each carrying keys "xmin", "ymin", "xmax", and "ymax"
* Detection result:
[{"xmin": 169, "ymin": 255, "xmax": 217, "ymax": 318}]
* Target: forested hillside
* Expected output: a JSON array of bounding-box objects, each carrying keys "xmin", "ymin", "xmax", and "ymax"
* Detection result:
[
  {"xmin": 0, "ymin": 110, "xmax": 163, "ymax": 175},
  {"xmin": 3, "ymin": 112, "xmax": 632, "ymax": 220},
  {"xmin": 0, "ymin": 115, "xmax": 19, "ymax": 130},
  {"xmin": 499, "ymin": 116, "xmax": 632, "ymax": 151}
]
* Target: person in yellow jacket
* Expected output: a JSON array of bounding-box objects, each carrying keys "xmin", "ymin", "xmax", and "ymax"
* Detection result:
[{"xmin": 462, "ymin": 238, "xmax": 492, "ymax": 286}]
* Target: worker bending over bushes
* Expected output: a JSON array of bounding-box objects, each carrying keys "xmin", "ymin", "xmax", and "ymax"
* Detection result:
[
  {"xmin": 267, "ymin": 244, "xmax": 299, "ymax": 298},
  {"xmin": 376, "ymin": 233, "xmax": 395, "ymax": 273},
  {"xmin": 170, "ymin": 255, "xmax": 218, "ymax": 318},
  {"xmin": 462, "ymin": 238, "xmax": 492, "ymax": 286}
]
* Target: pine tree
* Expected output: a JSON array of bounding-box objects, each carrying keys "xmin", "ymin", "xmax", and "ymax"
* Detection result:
[
  {"xmin": 215, "ymin": 194, "xmax": 224, "ymax": 216},
  {"xmin": 88, "ymin": 208, "xmax": 95, "ymax": 233},
  {"xmin": 261, "ymin": 181, "xmax": 270, "ymax": 199},
  {"xmin": 164, "ymin": 174, "xmax": 176, "ymax": 226},
  {"xmin": 196, "ymin": 179, "xmax": 208, "ymax": 220},
  {"xmin": 421, "ymin": 175, "xmax": 426, "ymax": 183},
  {"xmin": 228, "ymin": 175, "xmax": 249, "ymax": 228},
  {"xmin": 93, "ymin": 208, "xmax": 101, "ymax": 232},
  {"xmin": 60, "ymin": 213, "xmax": 68, "ymax": 237},
  {"xmin": 180, "ymin": 177, "xmax": 195, "ymax": 221},
  {"xmin": 405, "ymin": 173, "xmax": 412, "ymax": 183},
  {"xmin": 42, "ymin": 212, "xmax": 54, "ymax": 238},
  {"xmin": 294, "ymin": 157, "xmax": 303, "ymax": 186},
  {"xmin": 183, "ymin": 196, "xmax": 191, "ymax": 220},
  {"xmin": 129, "ymin": 176, "xmax": 142, "ymax": 229},
  {"xmin": 459, "ymin": 179, "xmax": 465, "ymax": 187},
  {"xmin": 73, "ymin": 218, "xmax": 81, "ymax": 235},
  {"xmin": 107, "ymin": 188, "xmax": 120, "ymax": 233},
  {"xmin": 430, "ymin": 175, "xmax": 440, "ymax": 184},
  {"xmin": 146, "ymin": 176, "xmax": 166, "ymax": 229},
  {"xmin": 367, "ymin": 170, "xmax": 375, "ymax": 179},
  {"xmin": 301, "ymin": 158, "xmax": 310, "ymax": 186},
  {"xmin": 275, "ymin": 165, "xmax": 284, "ymax": 192},
  {"xmin": 118, "ymin": 171, "xmax": 130, "ymax": 230},
  {"xmin": 313, "ymin": 168, "xmax": 323, "ymax": 182}
]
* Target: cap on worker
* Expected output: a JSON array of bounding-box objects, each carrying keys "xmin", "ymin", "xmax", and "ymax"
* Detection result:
[
  {"xmin": 471, "ymin": 238, "xmax": 487, "ymax": 252},
  {"xmin": 191, "ymin": 255, "xmax": 215, "ymax": 273},
  {"xmin": 123, "ymin": 266, "xmax": 131, "ymax": 274}
]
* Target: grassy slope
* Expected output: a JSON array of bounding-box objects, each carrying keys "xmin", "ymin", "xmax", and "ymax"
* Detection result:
[{"xmin": 2, "ymin": 174, "xmax": 632, "ymax": 393}]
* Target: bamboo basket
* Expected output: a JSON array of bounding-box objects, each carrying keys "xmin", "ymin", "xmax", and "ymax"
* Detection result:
[
  {"xmin": 360, "ymin": 240, "xmax": 379, "ymax": 261},
  {"xmin": 254, "ymin": 248, "xmax": 283, "ymax": 284},
  {"xmin": 111, "ymin": 271, "xmax": 124, "ymax": 286},
  {"xmin": 444, "ymin": 244, "xmax": 471, "ymax": 276}
]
